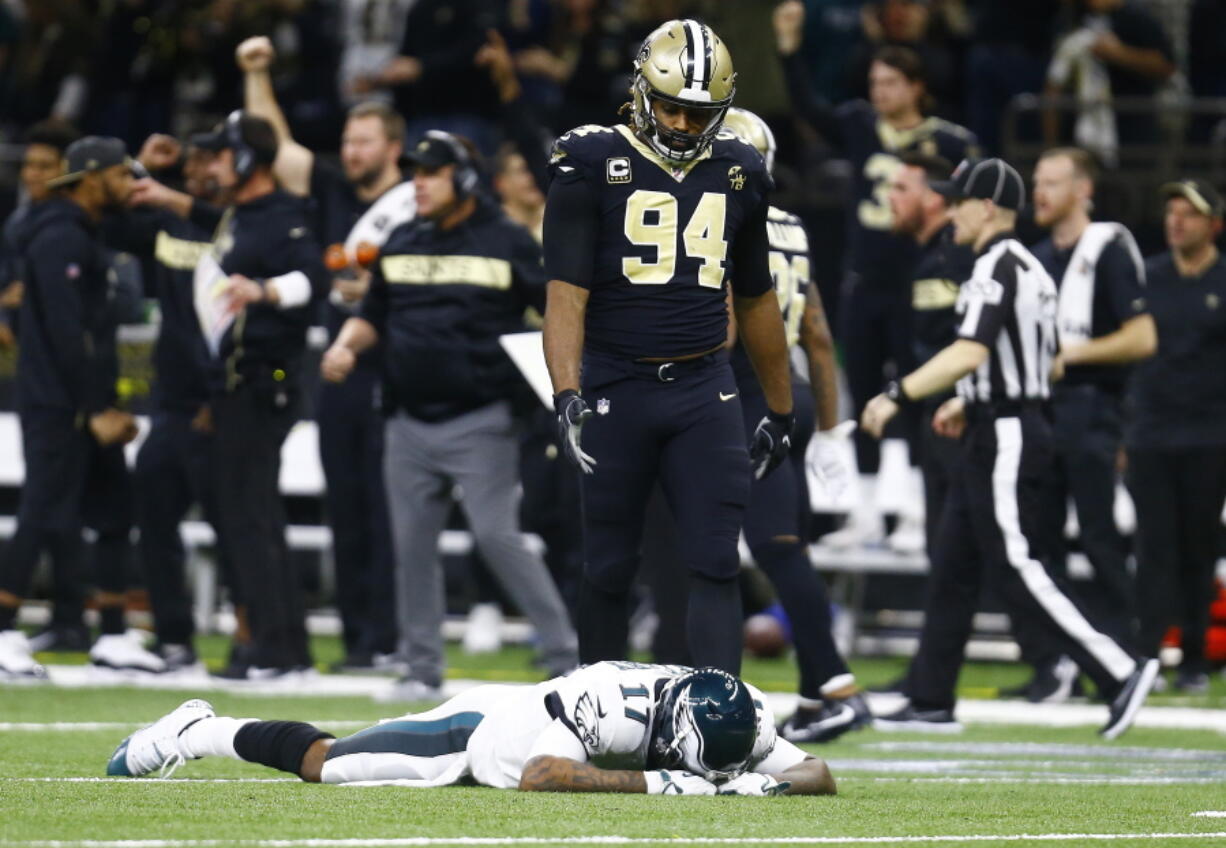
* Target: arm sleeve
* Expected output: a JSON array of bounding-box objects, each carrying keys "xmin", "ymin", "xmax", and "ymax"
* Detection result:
[
  {"xmin": 1099, "ymin": 237, "xmax": 1149, "ymax": 321},
  {"xmin": 779, "ymin": 51, "xmax": 845, "ymax": 149},
  {"xmin": 26, "ymin": 230, "xmax": 102, "ymax": 414},
  {"xmin": 751, "ymin": 737, "xmax": 810, "ymax": 776},
  {"xmin": 511, "ymin": 228, "xmax": 547, "ymax": 313},
  {"xmin": 729, "ymin": 198, "xmax": 773, "ymax": 297},
  {"xmin": 956, "ymin": 275, "xmax": 1012, "ymax": 347},
  {"xmin": 275, "ymin": 216, "xmax": 331, "ymax": 306},
  {"xmin": 542, "ymin": 175, "xmax": 599, "ymax": 288}
]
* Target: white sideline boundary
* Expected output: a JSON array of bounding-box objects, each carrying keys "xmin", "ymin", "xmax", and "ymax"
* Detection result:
[{"xmin": 4, "ymin": 834, "xmax": 1226, "ymax": 846}]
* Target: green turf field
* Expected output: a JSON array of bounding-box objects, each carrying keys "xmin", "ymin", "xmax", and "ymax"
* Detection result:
[{"xmin": 2, "ymin": 637, "xmax": 1225, "ymax": 847}]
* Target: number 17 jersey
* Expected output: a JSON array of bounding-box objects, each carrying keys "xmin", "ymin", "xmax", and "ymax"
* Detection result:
[{"xmin": 547, "ymin": 123, "xmax": 774, "ymax": 360}]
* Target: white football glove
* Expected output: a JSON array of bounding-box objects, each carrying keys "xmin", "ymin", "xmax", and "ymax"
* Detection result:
[
  {"xmin": 808, "ymin": 420, "xmax": 857, "ymax": 501},
  {"xmin": 644, "ymin": 769, "xmax": 719, "ymax": 795},
  {"xmin": 715, "ymin": 773, "xmax": 792, "ymax": 796}
]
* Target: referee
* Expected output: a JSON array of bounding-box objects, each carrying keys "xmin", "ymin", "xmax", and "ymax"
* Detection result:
[{"xmin": 861, "ymin": 158, "xmax": 1158, "ymax": 740}]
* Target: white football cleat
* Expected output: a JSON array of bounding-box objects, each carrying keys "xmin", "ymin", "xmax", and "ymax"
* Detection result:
[
  {"xmin": 0, "ymin": 629, "xmax": 48, "ymax": 681},
  {"xmin": 106, "ymin": 699, "xmax": 215, "ymax": 777},
  {"xmin": 90, "ymin": 633, "xmax": 167, "ymax": 673}
]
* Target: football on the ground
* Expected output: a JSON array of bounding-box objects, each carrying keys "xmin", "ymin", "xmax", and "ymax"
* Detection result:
[{"xmin": 744, "ymin": 613, "xmax": 789, "ymax": 658}]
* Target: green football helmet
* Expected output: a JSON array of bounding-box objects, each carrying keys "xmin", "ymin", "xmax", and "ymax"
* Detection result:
[
  {"xmin": 648, "ymin": 668, "xmax": 758, "ymax": 782},
  {"xmin": 630, "ymin": 19, "xmax": 736, "ymax": 162},
  {"xmin": 722, "ymin": 107, "xmax": 777, "ymax": 175}
]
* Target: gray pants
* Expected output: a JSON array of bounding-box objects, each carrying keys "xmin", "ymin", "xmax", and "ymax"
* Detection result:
[{"xmin": 384, "ymin": 402, "xmax": 578, "ymax": 685}]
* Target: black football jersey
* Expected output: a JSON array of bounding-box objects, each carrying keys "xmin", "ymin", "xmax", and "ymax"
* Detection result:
[
  {"xmin": 835, "ymin": 102, "xmax": 977, "ymax": 285},
  {"xmin": 547, "ymin": 123, "xmax": 773, "ymax": 360},
  {"xmin": 732, "ymin": 205, "xmax": 812, "ymax": 384}
]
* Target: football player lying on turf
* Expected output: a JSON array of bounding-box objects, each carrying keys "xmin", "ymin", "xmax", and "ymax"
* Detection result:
[{"xmin": 107, "ymin": 663, "xmax": 835, "ymax": 795}]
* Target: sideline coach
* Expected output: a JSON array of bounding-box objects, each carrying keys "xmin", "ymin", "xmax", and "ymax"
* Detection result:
[{"xmin": 191, "ymin": 111, "xmax": 330, "ymax": 677}]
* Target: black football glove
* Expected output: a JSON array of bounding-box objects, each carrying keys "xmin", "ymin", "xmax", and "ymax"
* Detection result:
[
  {"xmin": 749, "ymin": 409, "xmax": 795, "ymax": 480},
  {"xmin": 554, "ymin": 389, "xmax": 596, "ymax": 474}
]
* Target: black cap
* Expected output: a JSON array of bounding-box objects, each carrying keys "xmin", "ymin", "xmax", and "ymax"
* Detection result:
[
  {"xmin": 404, "ymin": 131, "xmax": 466, "ymax": 170},
  {"xmin": 932, "ymin": 157, "xmax": 1026, "ymax": 211},
  {"xmin": 46, "ymin": 136, "xmax": 133, "ymax": 188},
  {"xmin": 1160, "ymin": 179, "xmax": 1224, "ymax": 218},
  {"xmin": 190, "ymin": 111, "xmax": 278, "ymax": 168}
]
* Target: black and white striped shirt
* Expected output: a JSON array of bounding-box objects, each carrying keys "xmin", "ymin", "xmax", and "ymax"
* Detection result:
[{"xmin": 955, "ymin": 235, "xmax": 1058, "ymax": 405}]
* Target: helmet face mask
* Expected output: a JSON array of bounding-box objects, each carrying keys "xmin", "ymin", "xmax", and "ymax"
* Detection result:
[
  {"xmin": 630, "ymin": 19, "xmax": 736, "ymax": 162},
  {"xmin": 649, "ymin": 669, "xmax": 758, "ymax": 783}
]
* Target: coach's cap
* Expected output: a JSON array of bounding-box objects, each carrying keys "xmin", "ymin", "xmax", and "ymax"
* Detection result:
[
  {"xmin": 404, "ymin": 131, "xmax": 469, "ymax": 170},
  {"xmin": 932, "ymin": 157, "xmax": 1025, "ymax": 211},
  {"xmin": 46, "ymin": 136, "xmax": 134, "ymax": 188},
  {"xmin": 190, "ymin": 111, "xmax": 279, "ymax": 168},
  {"xmin": 1160, "ymin": 179, "xmax": 1224, "ymax": 218}
]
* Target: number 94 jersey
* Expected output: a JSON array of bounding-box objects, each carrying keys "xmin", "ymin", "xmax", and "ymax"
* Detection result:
[{"xmin": 547, "ymin": 124, "xmax": 774, "ymax": 360}]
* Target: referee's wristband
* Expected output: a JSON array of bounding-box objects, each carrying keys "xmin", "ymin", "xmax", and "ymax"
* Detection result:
[{"xmin": 883, "ymin": 379, "xmax": 914, "ymax": 406}]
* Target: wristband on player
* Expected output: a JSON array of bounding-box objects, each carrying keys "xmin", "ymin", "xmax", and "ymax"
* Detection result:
[{"xmin": 883, "ymin": 379, "xmax": 915, "ymax": 406}]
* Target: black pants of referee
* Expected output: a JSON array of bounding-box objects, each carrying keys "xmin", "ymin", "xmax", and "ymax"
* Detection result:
[
  {"xmin": 906, "ymin": 407, "xmax": 1140, "ymax": 711},
  {"xmin": 210, "ymin": 379, "xmax": 309, "ymax": 671},
  {"xmin": 134, "ymin": 408, "xmax": 234, "ymax": 648},
  {"xmin": 1012, "ymin": 386, "xmax": 1133, "ymax": 668},
  {"xmin": 317, "ymin": 371, "xmax": 397, "ymax": 661},
  {"xmin": 577, "ymin": 350, "xmax": 749, "ymax": 675},
  {"xmin": 917, "ymin": 396, "xmax": 961, "ymax": 561},
  {"xmin": 1127, "ymin": 445, "xmax": 1226, "ymax": 676}
]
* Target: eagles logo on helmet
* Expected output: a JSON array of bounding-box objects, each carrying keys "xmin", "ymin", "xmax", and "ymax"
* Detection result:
[
  {"xmin": 628, "ymin": 19, "xmax": 736, "ymax": 163},
  {"xmin": 647, "ymin": 668, "xmax": 758, "ymax": 782}
]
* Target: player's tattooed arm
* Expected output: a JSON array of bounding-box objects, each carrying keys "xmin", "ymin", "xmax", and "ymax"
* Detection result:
[
  {"xmin": 771, "ymin": 756, "xmax": 836, "ymax": 796},
  {"xmin": 519, "ymin": 755, "xmax": 648, "ymax": 793}
]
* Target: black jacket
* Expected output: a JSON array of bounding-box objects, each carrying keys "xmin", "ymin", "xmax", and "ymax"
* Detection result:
[
  {"xmin": 207, "ymin": 190, "xmax": 329, "ymax": 392},
  {"xmin": 361, "ymin": 197, "xmax": 543, "ymax": 422},
  {"xmin": 16, "ymin": 196, "xmax": 116, "ymax": 418},
  {"xmin": 104, "ymin": 207, "xmax": 217, "ymax": 413}
]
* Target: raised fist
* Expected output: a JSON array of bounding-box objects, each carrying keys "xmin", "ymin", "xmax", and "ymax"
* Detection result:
[{"xmin": 236, "ymin": 36, "xmax": 275, "ymax": 73}]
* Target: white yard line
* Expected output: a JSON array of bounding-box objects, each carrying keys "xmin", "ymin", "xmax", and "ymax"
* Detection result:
[
  {"xmin": 1195, "ymin": 813, "xmax": 1226, "ymax": 818},
  {"xmin": 4, "ymin": 834, "xmax": 1226, "ymax": 846}
]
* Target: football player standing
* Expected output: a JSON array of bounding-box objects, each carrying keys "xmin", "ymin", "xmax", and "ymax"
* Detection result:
[{"xmin": 542, "ymin": 20, "xmax": 794, "ymax": 675}]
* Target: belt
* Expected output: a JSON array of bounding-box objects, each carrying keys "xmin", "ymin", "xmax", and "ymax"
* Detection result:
[
  {"xmin": 965, "ymin": 399, "xmax": 1045, "ymax": 419},
  {"xmin": 585, "ymin": 350, "xmax": 726, "ymax": 383}
]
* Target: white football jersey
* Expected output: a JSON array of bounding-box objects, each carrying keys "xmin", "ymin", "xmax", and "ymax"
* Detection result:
[{"xmin": 464, "ymin": 661, "xmax": 806, "ymax": 789}]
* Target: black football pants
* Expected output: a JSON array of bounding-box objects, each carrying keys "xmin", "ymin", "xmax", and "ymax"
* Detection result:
[
  {"xmin": 907, "ymin": 408, "xmax": 1139, "ymax": 710},
  {"xmin": 739, "ymin": 377, "xmax": 851, "ymax": 699},
  {"xmin": 1127, "ymin": 445, "xmax": 1226, "ymax": 675},
  {"xmin": 577, "ymin": 351, "xmax": 749, "ymax": 674}
]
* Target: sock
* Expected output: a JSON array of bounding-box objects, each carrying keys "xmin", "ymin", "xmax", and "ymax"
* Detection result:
[
  {"xmin": 99, "ymin": 605, "xmax": 125, "ymax": 636},
  {"xmin": 232, "ymin": 720, "xmax": 334, "ymax": 777},
  {"xmin": 178, "ymin": 717, "xmax": 259, "ymax": 760},
  {"xmin": 686, "ymin": 573, "xmax": 742, "ymax": 675},
  {"xmin": 577, "ymin": 574, "xmax": 631, "ymax": 665}
]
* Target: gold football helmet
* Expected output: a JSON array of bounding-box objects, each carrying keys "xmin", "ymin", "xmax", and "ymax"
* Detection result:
[
  {"xmin": 722, "ymin": 107, "xmax": 776, "ymax": 175},
  {"xmin": 630, "ymin": 19, "xmax": 736, "ymax": 162}
]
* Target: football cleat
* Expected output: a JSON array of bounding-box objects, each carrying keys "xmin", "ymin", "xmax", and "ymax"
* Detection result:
[
  {"xmin": 779, "ymin": 694, "xmax": 872, "ymax": 744},
  {"xmin": 106, "ymin": 699, "xmax": 214, "ymax": 777},
  {"xmin": 1100, "ymin": 657, "xmax": 1159, "ymax": 740},
  {"xmin": 90, "ymin": 633, "xmax": 167, "ymax": 673},
  {"xmin": 0, "ymin": 630, "xmax": 48, "ymax": 681}
]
